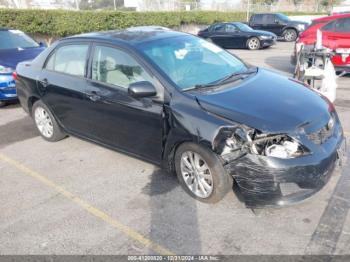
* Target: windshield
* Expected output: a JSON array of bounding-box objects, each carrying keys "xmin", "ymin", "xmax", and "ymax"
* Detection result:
[
  {"xmin": 139, "ymin": 35, "xmax": 247, "ymax": 90},
  {"xmin": 235, "ymin": 23, "xmax": 253, "ymax": 32},
  {"xmin": 277, "ymin": 13, "xmax": 290, "ymax": 22},
  {"xmin": 0, "ymin": 30, "xmax": 39, "ymax": 50}
]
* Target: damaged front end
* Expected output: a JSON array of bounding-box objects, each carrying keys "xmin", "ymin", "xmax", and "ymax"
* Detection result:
[
  {"xmin": 213, "ymin": 121, "xmax": 346, "ymax": 208},
  {"xmin": 214, "ymin": 126, "xmax": 309, "ymax": 162}
]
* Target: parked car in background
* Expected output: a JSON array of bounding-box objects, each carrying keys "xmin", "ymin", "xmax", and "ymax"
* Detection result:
[
  {"xmin": 0, "ymin": 28, "xmax": 45, "ymax": 107},
  {"xmin": 248, "ymin": 13, "xmax": 309, "ymax": 42},
  {"xmin": 332, "ymin": 5, "xmax": 350, "ymax": 15},
  {"xmin": 15, "ymin": 27, "xmax": 345, "ymax": 207},
  {"xmin": 198, "ymin": 22, "xmax": 277, "ymax": 50},
  {"xmin": 293, "ymin": 13, "xmax": 350, "ymax": 72}
]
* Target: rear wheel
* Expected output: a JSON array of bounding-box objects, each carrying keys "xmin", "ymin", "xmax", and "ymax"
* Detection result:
[
  {"xmin": 32, "ymin": 100, "xmax": 66, "ymax": 142},
  {"xmin": 247, "ymin": 37, "xmax": 261, "ymax": 50},
  {"xmin": 283, "ymin": 29, "xmax": 297, "ymax": 42},
  {"xmin": 175, "ymin": 142, "xmax": 232, "ymax": 203}
]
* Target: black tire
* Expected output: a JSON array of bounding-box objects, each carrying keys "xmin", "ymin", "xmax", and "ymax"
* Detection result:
[
  {"xmin": 283, "ymin": 29, "xmax": 297, "ymax": 42},
  {"xmin": 0, "ymin": 101, "xmax": 6, "ymax": 108},
  {"xmin": 247, "ymin": 37, "xmax": 261, "ymax": 50},
  {"xmin": 175, "ymin": 142, "xmax": 232, "ymax": 203},
  {"xmin": 32, "ymin": 100, "xmax": 67, "ymax": 142}
]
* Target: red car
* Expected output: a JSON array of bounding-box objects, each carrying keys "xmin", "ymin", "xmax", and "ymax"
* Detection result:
[{"xmin": 294, "ymin": 13, "xmax": 350, "ymax": 71}]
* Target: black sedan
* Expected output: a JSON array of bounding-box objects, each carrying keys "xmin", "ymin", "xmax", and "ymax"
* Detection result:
[
  {"xmin": 198, "ymin": 22, "xmax": 277, "ymax": 50},
  {"xmin": 15, "ymin": 27, "xmax": 345, "ymax": 208}
]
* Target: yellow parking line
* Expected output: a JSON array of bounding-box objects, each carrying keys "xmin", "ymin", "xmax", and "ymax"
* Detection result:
[{"xmin": 0, "ymin": 153, "xmax": 174, "ymax": 256}]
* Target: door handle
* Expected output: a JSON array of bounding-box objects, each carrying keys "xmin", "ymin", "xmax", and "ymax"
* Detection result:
[
  {"xmin": 86, "ymin": 91, "xmax": 101, "ymax": 102},
  {"xmin": 39, "ymin": 78, "xmax": 49, "ymax": 88}
]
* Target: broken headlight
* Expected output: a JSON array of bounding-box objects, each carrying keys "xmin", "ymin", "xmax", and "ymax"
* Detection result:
[
  {"xmin": 249, "ymin": 132, "xmax": 309, "ymax": 159},
  {"xmin": 215, "ymin": 127, "xmax": 309, "ymax": 159}
]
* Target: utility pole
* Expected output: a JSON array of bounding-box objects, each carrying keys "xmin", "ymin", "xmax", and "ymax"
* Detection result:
[
  {"xmin": 247, "ymin": 0, "xmax": 250, "ymax": 22},
  {"xmin": 114, "ymin": 0, "xmax": 116, "ymax": 10},
  {"xmin": 75, "ymin": 0, "xmax": 79, "ymax": 10}
]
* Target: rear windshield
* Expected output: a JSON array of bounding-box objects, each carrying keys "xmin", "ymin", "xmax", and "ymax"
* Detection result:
[
  {"xmin": 235, "ymin": 23, "xmax": 253, "ymax": 32},
  {"xmin": 0, "ymin": 30, "xmax": 39, "ymax": 50}
]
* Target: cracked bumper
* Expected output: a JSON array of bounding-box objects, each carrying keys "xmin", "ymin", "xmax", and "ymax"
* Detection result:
[{"xmin": 224, "ymin": 135, "xmax": 346, "ymax": 208}]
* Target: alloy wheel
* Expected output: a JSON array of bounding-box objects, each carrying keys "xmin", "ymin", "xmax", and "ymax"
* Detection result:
[
  {"xmin": 34, "ymin": 106, "xmax": 54, "ymax": 138},
  {"xmin": 180, "ymin": 151, "xmax": 213, "ymax": 198},
  {"xmin": 284, "ymin": 30, "xmax": 297, "ymax": 42},
  {"xmin": 248, "ymin": 38, "xmax": 260, "ymax": 50}
]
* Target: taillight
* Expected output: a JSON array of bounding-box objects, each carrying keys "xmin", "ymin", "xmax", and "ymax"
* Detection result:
[{"xmin": 12, "ymin": 71, "xmax": 17, "ymax": 80}]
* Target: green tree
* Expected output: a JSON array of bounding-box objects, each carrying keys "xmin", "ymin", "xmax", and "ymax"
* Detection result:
[
  {"xmin": 292, "ymin": 0, "xmax": 303, "ymax": 7},
  {"xmin": 252, "ymin": 0, "xmax": 278, "ymax": 4},
  {"xmin": 320, "ymin": 0, "xmax": 341, "ymax": 7}
]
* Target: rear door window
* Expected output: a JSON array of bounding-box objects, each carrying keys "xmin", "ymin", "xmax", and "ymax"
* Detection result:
[
  {"xmin": 262, "ymin": 14, "xmax": 275, "ymax": 24},
  {"xmin": 225, "ymin": 24, "xmax": 238, "ymax": 32},
  {"xmin": 212, "ymin": 24, "xmax": 226, "ymax": 32},
  {"xmin": 45, "ymin": 44, "xmax": 89, "ymax": 77},
  {"xmin": 253, "ymin": 14, "xmax": 263, "ymax": 24}
]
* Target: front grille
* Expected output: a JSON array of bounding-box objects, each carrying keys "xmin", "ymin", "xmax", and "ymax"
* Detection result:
[{"xmin": 307, "ymin": 117, "xmax": 334, "ymax": 145}]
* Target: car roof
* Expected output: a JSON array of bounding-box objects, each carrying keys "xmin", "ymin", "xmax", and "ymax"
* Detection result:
[
  {"xmin": 212, "ymin": 22, "xmax": 243, "ymax": 26},
  {"xmin": 253, "ymin": 13, "xmax": 280, "ymax": 15},
  {"xmin": 313, "ymin": 13, "xmax": 350, "ymax": 23},
  {"xmin": 64, "ymin": 26, "xmax": 188, "ymax": 46}
]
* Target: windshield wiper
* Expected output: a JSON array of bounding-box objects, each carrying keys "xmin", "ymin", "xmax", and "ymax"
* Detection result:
[
  {"xmin": 185, "ymin": 67, "xmax": 258, "ymax": 91},
  {"xmin": 213, "ymin": 66, "xmax": 258, "ymax": 86}
]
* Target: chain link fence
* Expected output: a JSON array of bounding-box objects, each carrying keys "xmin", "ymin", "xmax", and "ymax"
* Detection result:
[{"xmin": 0, "ymin": 0, "xmax": 331, "ymax": 12}]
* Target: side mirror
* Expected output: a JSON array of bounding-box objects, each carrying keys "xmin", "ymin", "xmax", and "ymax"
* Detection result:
[
  {"xmin": 275, "ymin": 20, "xmax": 280, "ymax": 24},
  {"xmin": 128, "ymin": 81, "xmax": 157, "ymax": 98},
  {"xmin": 39, "ymin": 42, "xmax": 47, "ymax": 47}
]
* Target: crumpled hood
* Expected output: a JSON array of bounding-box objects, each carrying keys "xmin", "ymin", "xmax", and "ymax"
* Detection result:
[
  {"xmin": 196, "ymin": 69, "xmax": 331, "ymax": 133},
  {"xmin": 0, "ymin": 47, "xmax": 44, "ymax": 69}
]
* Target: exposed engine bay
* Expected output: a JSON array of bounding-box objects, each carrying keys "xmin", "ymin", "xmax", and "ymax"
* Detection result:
[{"xmin": 213, "ymin": 126, "xmax": 307, "ymax": 161}]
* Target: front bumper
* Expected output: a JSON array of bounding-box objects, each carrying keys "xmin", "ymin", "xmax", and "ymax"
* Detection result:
[
  {"xmin": 224, "ymin": 125, "xmax": 346, "ymax": 208},
  {"xmin": 261, "ymin": 38, "xmax": 277, "ymax": 47},
  {"xmin": 0, "ymin": 74, "xmax": 17, "ymax": 101},
  {"xmin": 334, "ymin": 65, "xmax": 350, "ymax": 73}
]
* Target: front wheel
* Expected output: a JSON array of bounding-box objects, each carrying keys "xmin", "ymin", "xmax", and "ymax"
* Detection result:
[
  {"xmin": 247, "ymin": 37, "xmax": 261, "ymax": 50},
  {"xmin": 283, "ymin": 29, "xmax": 297, "ymax": 42},
  {"xmin": 175, "ymin": 142, "xmax": 232, "ymax": 203}
]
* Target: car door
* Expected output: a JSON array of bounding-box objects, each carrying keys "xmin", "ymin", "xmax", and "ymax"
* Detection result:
[
  {"xmin": 38, "ymin": 42, "xmax": 92, "ymax": 134},
  {"xmin": 82, "ymin": 44, "xmax": 163, "ymax": 162},
  {"xmin": 250, "ymin": 14, "xmax": 263, "ymax": 30},
  {"xmin": 225, "ymin": 24, "xmax": 247, "ymax": 48},
  {"xmin": 262, "ymin": 14, "xmax": 282, "ymax": 35},
  {"xmin": 209, "ymin": 24, "xmax": 229, "ymax": 47}
]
